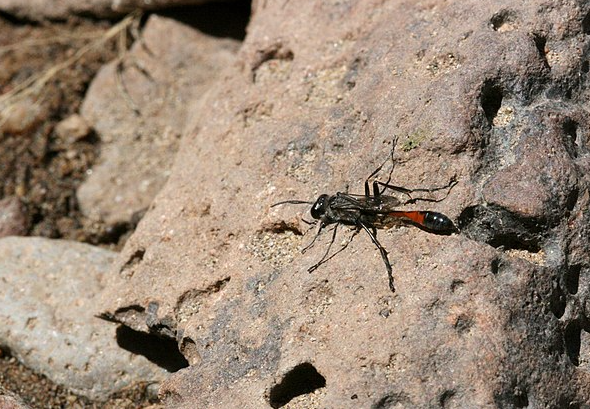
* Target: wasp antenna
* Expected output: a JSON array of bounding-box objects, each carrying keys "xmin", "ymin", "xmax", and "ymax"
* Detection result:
[{"xmin": 271, "ymin": 200, "xmax": 313, "ymax": 207}]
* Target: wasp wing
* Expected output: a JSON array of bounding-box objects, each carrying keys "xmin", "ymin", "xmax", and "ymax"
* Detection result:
[{"xmin": 329, "ymin": 193, "xmax": 402, "ymax": 213}]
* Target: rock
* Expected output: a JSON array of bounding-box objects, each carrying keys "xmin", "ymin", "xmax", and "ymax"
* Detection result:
[
  {"xmin": 0, "ymin": 196, "xmax": 27, "ymax": 238},
  {"xmin": 0, "ymin": 0, "xmax": 219, "ymax": 21},
  {"xmin": 97, "ymin": 0, "xmax": 590, "ymax": 407},
  {"xmin": 54, "ymin": 114, "xmax": 91, "ymax": 144},
  {"xmin": 0, "ymin": 97, "xmax": 49, "ymax": 135},
  {"xmin": 0, "ymin": 388, "xmax": 31, "ymax": 409},
  {"xmin": 0, "ymin": 237, "xmax": 167, "ymax": 400},
  {"xmin": 77, "ymin": 14, "xmax": 240, "ymax": 226}
]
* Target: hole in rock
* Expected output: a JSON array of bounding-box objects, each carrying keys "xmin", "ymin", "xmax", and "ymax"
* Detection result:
[
  {"xmin": 565, "ymin": 321, "xmax": 581, "ymax": 366},
  {"xmin": 454, "ymin": 314, "xmax": 474, "ymax": 334},
  {"xmin": 158, "ymin": 1, "xmax": 252, "ymax": 40},
  {"xmin": 532, "ymin": 33, "xmax": 549, "ymax": 68},
  {"xmin": 583, "ymin": 11, "xmax": 590, "ymax": 35},
  {"xmin": 533, "ymin": 33, "xmax": 546, "ymax": 55},
  {"xmin": 268, "ymin": 362, "xmax": 326, "ymax": 408},
  {"xmin": 480, "ymin": 80, "xmax": 504, "ymax": 124},
  {"xmin": 549, "ymin": 284, "xmax": 566, "ymax": 319},
  {"xmin": 513, "ymin": 389, "xmax": 529, "ymax": 408},
  {"xmin": 373, "ymin": 392, "xmax": 410, "ymax": 408},
  {"xmin": 458, "ymin": 205, "xmax": 543, "ymax": 253},
  {"xmin": 490, "ymin": 9, "xmax": 517, "ymax": 31},
  {"xmin": 562, "ymin": 118, "xmax": 580, "ymax": 159},
  {"xmin": 565, "ymin": 264, "xmax": 581, "ymax": 295},
  {"xmin": 439, "ymin": 389, "xmax": 456, "ymax": 408},
  {"xmin": 116, "ymin": 325, "xmax": 188, "ymax": 372}
]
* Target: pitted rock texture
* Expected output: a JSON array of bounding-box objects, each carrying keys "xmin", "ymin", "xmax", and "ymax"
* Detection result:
[
  {"xmin": 77, "ymin": 15, "xmax": 240, "ymax": 226},
  {"xmin": 99, "ymin": 0, "xmax": 590, "ymax": 407},
  {"xmin": 0, "ymin": 237, "xmax": 167, "ymax": 400}
]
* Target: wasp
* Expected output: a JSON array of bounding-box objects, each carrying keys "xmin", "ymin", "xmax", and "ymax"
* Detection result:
[{"xmin": 273, "ymin": 149, "xmax": 457, "ymax": 292}]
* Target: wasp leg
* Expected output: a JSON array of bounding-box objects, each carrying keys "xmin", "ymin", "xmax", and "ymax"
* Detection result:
[
  {"xmin": 302, "ymin": 221, "xmax": 328, "ymax": 254},
  {"xmin": 366, "ymin": 137, "xmax": 399, "ymax": 197},
  {"xmin": 307, "ymin": 223, "xmax": 338, "ymax": 273},
  {"xmin": 359, "ymin": 222, "xmax": 395, "ymax": 293},
  {"xmin": 376, "ymin": 176, "xmax": 457, "ymax": 204},
  {"xmin": 308, "ymin": 227, "xmax": 360, "ymax": 273}
]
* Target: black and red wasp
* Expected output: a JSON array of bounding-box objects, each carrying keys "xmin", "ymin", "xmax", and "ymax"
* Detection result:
[{"xmin": 272, "ymin": 147, "xmax": 458, "ymax": 293}]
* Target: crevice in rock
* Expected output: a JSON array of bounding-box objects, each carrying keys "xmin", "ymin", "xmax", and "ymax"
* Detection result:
[
  {"xmin": 458, "ymin": 205, "xmax": 544, "ymax": 253},
  {"xmin": 251, "ymin": 43, "xmax": 295, "ymax": 82},
  {"xmin": 494, "ymin": 382, "xmax": 529, "ymax": 408},
  {"xmin": 450, "ymin": 278, "xmax": 466, "ymax": 291},
  {"xmin": 268, "ymin": 362, "xmax": 326, "ymax": 408},
  {"xmin": 480, "ymin": 79, "xmax": 504, "ymax": 125},
  {"xmin": 490, "ymin": 9, "xmax": 517, "ymax": 32},
  {"xmin": 490, "ymin": 257, "xmax": 502, "ymax": 275},
  {"xmin": 562, "ymin": 118, "xmax": 580, "ymax": 159},
  {"xmin": 439, "ymin": 389, "xmax": 456, "ymax": 408},
  {"xmin": 344, "ymin": 56, "xmax": 363, "ymax": 90},
  {"xmin": 565, "ymin": 320, "xmax": 581, "ymax": 366},
  {"xmin": 532, "ymin": 33, "xmax": 549, "ymax": 69},
  {"xmin": 174, "ymin": 277, "xmax": 231, "ymax": 324},
  {"xmin": 371, "ymin": 392, "xmax": 411, "ymax": 409},
  {"xmin": 179, "ymin": 336, "xmax": 201, "ymax": 365},
  {"xmin": 564, "ymin": 264, "xmax": 581, "ymax": 295},
  {"xmin": 98, "ymin": 221, "xmax": 132, "ymax": 244},
  {"xmin": 99, "ymin": 304, "xmax": 146, "ymax": 324},
  {"xmin": 116, "ymin": 325, "xmax": 189, "ymax": 372},
  {"xmin": 454, "ymin": 314, "xmax": 474, "ymax": 334},
  {"xmin": 121, "ymin": 247, "xmax": 145, "ymax": 271},
  {"xmin": 582, "ymin": 11, "xmax": 590, "ymax": 35},
  {"xmin": 157, "ymin": 1, "xmax": 252, "ymax": 41},
  {"xmin": 261, "ymin": 219, "xmax": 304, "ymax": 235},
  {"xmin": 0, "ymin": 10, "xmax": 42, "ymax": 25},
  {"xmin": 548, "ymin": 283, "xmax": 566, "ymax": 319},
  {"xmin": 514, "ymin": 389, "xmax": 529, "ymax": 408}
]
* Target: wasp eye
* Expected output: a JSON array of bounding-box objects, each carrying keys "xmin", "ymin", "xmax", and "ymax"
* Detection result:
[{"xmin": 310, "ymin": 195, "xmax": 328, "ymax": 219}]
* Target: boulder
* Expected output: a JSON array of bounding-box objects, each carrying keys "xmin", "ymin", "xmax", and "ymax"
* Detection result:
[
  {"xmin": 0, "ymin": 237, "xmax": 167, "ymax": 400},
  {"xmin": 97, "ymin": 0, "xmax": 590, "ymax": 407},
  {"xmin": 77, "ymin": 15, "xmax": 240, "ymax": 226}
]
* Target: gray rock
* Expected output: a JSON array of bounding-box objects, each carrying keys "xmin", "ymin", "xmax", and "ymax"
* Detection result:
[
  {"xmin": 0, "ymin": 237, "xmax": 167, "ymax": 400},
  {"xmin": 0, "ymin": 196, "xmax": 27, "ymax": 238},
  {"xmin": 77, "ymin": 15, "xmax": 240, "ymax": 226}
]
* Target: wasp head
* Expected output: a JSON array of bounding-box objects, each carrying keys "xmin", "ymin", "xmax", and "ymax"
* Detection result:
[{"xmin": 310, "ymin": 194, "xmax": 329, "ymax": 219}]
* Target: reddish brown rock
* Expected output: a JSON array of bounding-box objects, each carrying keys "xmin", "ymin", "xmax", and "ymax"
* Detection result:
[{"xmin": 97, "ymin": 0, "xmax": 590, "ymax": 408}]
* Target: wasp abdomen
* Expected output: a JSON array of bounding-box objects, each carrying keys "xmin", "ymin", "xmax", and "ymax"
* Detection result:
[{"xmin": 423, "ymin": 211, "xmax": 455, "ymax": 232}]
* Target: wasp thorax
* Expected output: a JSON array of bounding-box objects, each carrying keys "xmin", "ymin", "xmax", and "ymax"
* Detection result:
[{"xmin": 310, "ymin": 194, "xmax": 329, "ymax": 219}]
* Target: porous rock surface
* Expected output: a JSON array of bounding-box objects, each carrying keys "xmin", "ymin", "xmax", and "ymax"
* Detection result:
[
  {"xmin": 77, "ymin": 15, "xmax": 240, "ymax": 226},
  {"xmin": 99, "ymin": 0, "xmax": 590, "ymax": 407},
  {"xmin": 0, "ymin": 237, "xmax": 167, "ymax": 400}
]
